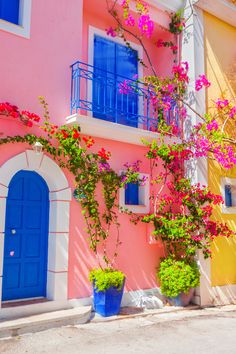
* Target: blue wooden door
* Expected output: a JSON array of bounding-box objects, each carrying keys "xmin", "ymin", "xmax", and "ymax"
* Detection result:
[
  {"xmin": 93, "ymin": 35, "xmax": 138, "ymax": 127},
  {"xmin": 2, "ymin": 171, "xmax": 49, "ymax": 301}
]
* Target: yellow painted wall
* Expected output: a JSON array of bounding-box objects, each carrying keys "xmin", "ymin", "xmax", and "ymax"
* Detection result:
[{"xmin": 204, "ymin": 12, "xmax": 236, "ymax": 286}]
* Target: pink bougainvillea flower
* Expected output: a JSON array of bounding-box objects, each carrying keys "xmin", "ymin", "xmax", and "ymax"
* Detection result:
[
  {"xmin": 172, "ymin": 62, "xmax": 189, "ymax": 83},
  {"xmin": 106, "ymin": 27, "xmax": 117, "ymax": 37},
  {"xmin": 125, "ymin": 14, "xmax": 135, "ymax": 26},
  {"xmin": 195, "ymin": 74, "xmax": 211, "ymax": 91},
  {"xmin": 118, "ymin": 80, "xmax": 133, "ymax": 94},
  {"xmin": 229, "ymin": 106, "xmax": 236, "ymax": 118},
  {"xmin": 206, "ymin": 119, "xmax": 218, "ymax": 131},
  {"xmin": 215, "ymin": 98, "xmax": 229, "ymax": 110},
  {"xmin": 138, "ymin": 14, "xmax": 154, "ymax": 38}
]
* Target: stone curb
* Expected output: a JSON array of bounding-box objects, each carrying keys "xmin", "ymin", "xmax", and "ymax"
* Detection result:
[
  {"xmin": 91, "ymin": 304, "xmax": 236, "ymax": 323},
  {"xmin": 0, "ymin": 306, "xmax": 92, "ymax": 339}
]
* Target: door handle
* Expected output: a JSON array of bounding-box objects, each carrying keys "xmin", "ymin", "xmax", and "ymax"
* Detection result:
[{"xmin": 11, "ymin": 229, "xmax": 16, "ymax": 235}]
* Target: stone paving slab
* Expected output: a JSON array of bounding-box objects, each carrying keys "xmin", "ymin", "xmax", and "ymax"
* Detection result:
[{"xmin": 0, "ymin": 306, "xmax": 92, "ymax": 339}]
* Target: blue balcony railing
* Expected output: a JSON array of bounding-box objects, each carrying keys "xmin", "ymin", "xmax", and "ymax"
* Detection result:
[{"xmin": 70, "ymin": 61, "xmax": 180, "ymax": 131}]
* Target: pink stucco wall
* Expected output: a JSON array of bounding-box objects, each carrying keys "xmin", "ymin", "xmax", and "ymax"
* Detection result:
[{"xmin": 0, "ymin": 0, "xmax": 174, "ymax": 299}]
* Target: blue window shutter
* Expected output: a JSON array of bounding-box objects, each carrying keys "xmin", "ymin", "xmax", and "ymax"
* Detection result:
[
  {"xmin": 225, "ymin": 185, "xmax": 232, "ymax": 207},
  {"xmin": 125, "ymin": 183, "xmax": 139, "ymax": 205},
  {"xmin": 93, "ymin": 35, "xmax": 138, "ymax": 126},
  {"xmin": 0, "ymin": 0, "xmax": 20, "ymax": 25},
  {"xmin": 116, "ymin": 43, "xmax": 138, "ymax": 127},
  {"xmin": 93, "ymin": 35, "xmax": 116, "ymax": 121}
]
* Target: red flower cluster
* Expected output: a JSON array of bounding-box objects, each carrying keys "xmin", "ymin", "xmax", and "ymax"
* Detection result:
[
  {"xmin": 98, "ymin": 148, "xmax": 111, "ymax": 160},
  {"xmin": 0, "ymin": 102, "xmax": 19, "ymax": 118},
  {"xmin": 83, "ymin": 136, "xmax": 95, "ymax": 148},
  {"xmin": 60, "ymin": 129, "xmax": 69, "ymax": 139},
  {"xmin": 21, "ymin": 110, "xmax": 41, "ymax": 127},
  {"xmin": 72, "ymin": 128, "xmax": 80, "ymax": 139}
]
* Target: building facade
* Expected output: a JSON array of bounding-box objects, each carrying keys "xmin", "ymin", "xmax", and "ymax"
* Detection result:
[
  {"xmin": 183, "ymin": 0, "xmax": 236, "ymax": 305},
  {"xmin": 0, "ymin": 0, "xmax": 182, "ymax": 314}
]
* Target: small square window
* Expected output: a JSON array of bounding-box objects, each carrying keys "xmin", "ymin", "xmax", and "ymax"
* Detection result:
[
  {"xmin": 221, "ymin": 177, "xmax": 236, "ymax": 214},
  {"xmin": 0, "ymin": 0, "xmax": 32, "ymax": 38},
  {"xmin": 119, "ymin": 173, "xmax": 150, "ymax": 214},
  {"xmin": 0, "ymin": 0, "xmax": 20, "ymax": 25}
]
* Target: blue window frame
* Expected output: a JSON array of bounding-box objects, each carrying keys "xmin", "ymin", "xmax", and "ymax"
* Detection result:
[
  {"xmin": 225, "ymin": 185, "xmax": 232, "ymax": 207},
  {"xmin": 93, "ymin": 35, "xmax": 138, "ymax": 127},
  {"xmin": 0, "ymin": 0, "xmax": 20, "ymax": 25},
  {"xmin": 125, "ymin": 183, "xmax": 139, "ymax": 205}
]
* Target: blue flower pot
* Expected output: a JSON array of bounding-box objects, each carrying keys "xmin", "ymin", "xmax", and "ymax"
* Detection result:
[
  {"xmin": 168, "ymin": 288, "xmax": 194, "ymax": 307},
  {"xmin": 93, "ymin": 281, "xmax": 125, "ymax": 317}
]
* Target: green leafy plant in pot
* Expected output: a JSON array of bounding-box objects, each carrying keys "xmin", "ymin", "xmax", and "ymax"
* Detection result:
[
  {"xmin": 89, "ymin": 268, "xmax": 125, "ymax": 317},
  {"xmin": 157, "ymin": 256, "xmax": 200, "ymax": 306}
]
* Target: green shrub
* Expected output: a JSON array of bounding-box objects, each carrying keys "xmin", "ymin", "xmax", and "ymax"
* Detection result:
[
  {"xmin": 89, "ymin": 268, "xmax": 125, "ymax": 292},
  {"xmin": 157, "ymin": 257, "xmax": 200, "ymax": 298}
]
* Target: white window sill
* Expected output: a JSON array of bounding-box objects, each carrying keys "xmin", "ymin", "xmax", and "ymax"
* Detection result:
[
  {"xmin": 222, "ymin": 206, "xmax": 236, "ymax": 214},
  {"xmin": 66, "ymin": 114, "xmax": 179, "ymax": 146}
]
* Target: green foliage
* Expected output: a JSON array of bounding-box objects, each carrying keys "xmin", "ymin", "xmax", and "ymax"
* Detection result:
[
  {"xmin": 89, "ymin": 268, "xmax": 125, "ymax": 292},
  {"xmin": 157, "ymin": 257, "xmax": 200, "ymax": 298}
]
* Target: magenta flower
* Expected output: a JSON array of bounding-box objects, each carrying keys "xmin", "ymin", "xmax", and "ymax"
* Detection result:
[
  {"xmin": 215, "ymin": 98, "xmax": 229, "ymax": 109},
  {"xmin": 229, "ymin": 106, "xmax": 236, "ymax": 118},
  {"xmin": 206, "ymin": 120, "xmax": 218, "ymax": 131},
  {"xmin": 195, "ymin": 74, "xmax": 211, "ymax": 91},
  {"xmin": 125, "ymin": 14, "xmax": 135, "ymax": 26},
  {"xmin": 138, "ymin": 14, "xmax": 154, "ymax": 38},
  {"xmin": 106, "ymin": 27, "xmax": 117, "ymax": 37},
  {"xmin": 118, "ymin": 80, "xmax": 133, "ymax": 94}
]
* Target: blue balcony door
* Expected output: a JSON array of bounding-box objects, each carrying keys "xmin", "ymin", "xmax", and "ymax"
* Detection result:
[
  {"xmin": 2, "ymin": 171, "xmax": 49, "ymax": 301},
  {"xmin": 93, "ymin": 35, "xmax": 138, "ymax": 127}
]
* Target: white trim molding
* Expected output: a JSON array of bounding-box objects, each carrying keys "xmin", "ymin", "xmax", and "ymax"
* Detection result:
[
  {"xmin": 0, "ymin": 0, "xmax": 32, "ymax": 39},
  {"xmin": 195, "ymin": 0, "xmax": 236, "ymax": 27},
  {"xmin": 146, "ymin": 0, "xmax": 186, "ymax": 12},
  {"xmin": 0, "ymin": 150, "xmax": 72, "ymax": 307},
  {"xmin": 182, "ymin": 5, "xmax": 212, "ymax": 306}
]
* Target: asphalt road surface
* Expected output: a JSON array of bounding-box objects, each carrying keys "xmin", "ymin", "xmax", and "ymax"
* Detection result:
[{"xmin": 0, "ymin": 306, "xmax": 236, "ymax": 354}]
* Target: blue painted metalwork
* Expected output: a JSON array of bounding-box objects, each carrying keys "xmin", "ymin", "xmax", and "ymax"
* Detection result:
[
  {"xmin": 225, "ymin": 185, "xmax": 232, "ymax": 207},
  {"xmin": 70, "ymin": 61, "xmax": 180, "ymax": 132},
  {"xmin": 125, "ymin": 183, "xmax": 139, "ymax": 205},
  {"xmin": 2, "ymin": 170, "xmax": 49, "ymax": 301},
  {"xmin": 0, "ymin": 0, "xmax": 20, "ymax": 25}
]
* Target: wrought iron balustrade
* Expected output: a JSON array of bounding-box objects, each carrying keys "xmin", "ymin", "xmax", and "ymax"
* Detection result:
[{"xmin": 70, "ymin": 60, "xmax": 180, "ymax": 131}]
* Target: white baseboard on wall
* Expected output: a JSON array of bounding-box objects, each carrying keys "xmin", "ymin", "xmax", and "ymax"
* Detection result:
[{"xmin": 72, "ymin": 287, "xmax": 165, "ymax": 309}]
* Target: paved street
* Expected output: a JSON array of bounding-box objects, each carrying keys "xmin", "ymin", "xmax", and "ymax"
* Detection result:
[{"xmin": 0, "ymin": 306, "xmax": 236, "ymax": 354}]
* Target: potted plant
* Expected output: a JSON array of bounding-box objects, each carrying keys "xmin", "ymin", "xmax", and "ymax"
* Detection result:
[
  {"xmin": 89, "ymin": 268, "xmax": 125, "ymax": 317},
  {"xmin": 157, "ymin": 256, "xmax": 200, "ymax": 306}
]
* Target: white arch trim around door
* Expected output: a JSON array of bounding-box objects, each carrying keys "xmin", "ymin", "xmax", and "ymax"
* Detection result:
[{"xmin": 0, "ymin": 150, "xmax": 72, "ymax": 306}]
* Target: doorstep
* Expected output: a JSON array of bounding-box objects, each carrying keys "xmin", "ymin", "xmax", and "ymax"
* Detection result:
[{"xmin": 0, "ymin": 306, "xmax": 92, "ymax": 339}]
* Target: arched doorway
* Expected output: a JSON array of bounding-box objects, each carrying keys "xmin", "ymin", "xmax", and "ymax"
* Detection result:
[
  {"xmin": 2, "ymin": 170, "xmax": 49, "ymax": 301},
  {"xmin": 0, "ymin": 150, "xmax": 71, "ymax": 304}
]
